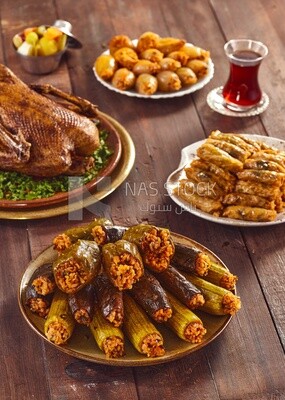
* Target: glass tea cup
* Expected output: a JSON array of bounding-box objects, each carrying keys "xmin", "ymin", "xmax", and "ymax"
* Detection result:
[{"xmin": 222, "ymin": 39, "xmax": 268, "ymax": 111}]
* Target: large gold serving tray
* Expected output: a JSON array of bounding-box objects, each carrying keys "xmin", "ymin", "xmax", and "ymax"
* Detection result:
[
  {"xmin": 18, "ymin": 231, "xmax": 234, "ymax": 366},
  {"xmin": 0, "ymin": 112, "xmax": 135, "ymax": 220}
]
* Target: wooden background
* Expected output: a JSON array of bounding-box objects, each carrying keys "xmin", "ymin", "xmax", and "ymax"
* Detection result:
[{"xmin": 0, "ymin": 0, "xmax": 284, "ymax": 399}]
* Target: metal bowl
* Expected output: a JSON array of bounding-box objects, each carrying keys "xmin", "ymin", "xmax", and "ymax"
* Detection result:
[
  {"xmin": 13, "ymin": 20, "xmax": 82, "ymax": 75},
  {"xmin": 15, "ymin": 48, "xmax": 67, "ymax": 75}
]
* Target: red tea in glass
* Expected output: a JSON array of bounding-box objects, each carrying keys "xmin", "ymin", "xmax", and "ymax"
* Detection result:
[{"xmin": 222, "ymin": 39, "xmax": 268, "ymax": 111}]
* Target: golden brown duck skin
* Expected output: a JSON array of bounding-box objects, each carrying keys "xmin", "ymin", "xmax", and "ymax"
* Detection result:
[{"xmin": 0, "ymin": 64, "xmax": 99, "ymax": 177}]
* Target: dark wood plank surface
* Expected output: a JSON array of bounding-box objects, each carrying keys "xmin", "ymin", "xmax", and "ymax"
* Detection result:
[{"xmin": 0, "ymin": 0, "xmax": 284, "ymax": 399}]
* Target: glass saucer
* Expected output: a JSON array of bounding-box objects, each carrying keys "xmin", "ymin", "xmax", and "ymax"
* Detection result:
[{"xmin": 207, "ymin": 86, "xmax": 269, "ymax": 117}]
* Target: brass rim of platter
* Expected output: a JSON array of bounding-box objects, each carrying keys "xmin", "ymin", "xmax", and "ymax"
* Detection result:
[
  {"xmin": 0, "ymin": 112, "xmax": 135, "ymax": 220},
  {"xmin": 18, "ymin": 231, "xmax": 234, "ymax": 367}
]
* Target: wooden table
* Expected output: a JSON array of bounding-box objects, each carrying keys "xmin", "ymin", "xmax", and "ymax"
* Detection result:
[{"xmin": 1, "ymin": 0, "xmax": 284, "ymax": 399}]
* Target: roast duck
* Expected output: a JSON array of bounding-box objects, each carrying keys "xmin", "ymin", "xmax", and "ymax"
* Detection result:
[{"xmin": 0, "ymin": 63, "xmax": 101, "ymax": 177}]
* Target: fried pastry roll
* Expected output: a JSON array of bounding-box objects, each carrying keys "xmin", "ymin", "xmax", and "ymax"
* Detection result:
[
  {"xmin": 129, "ymin": 270, "xmax": 172, "ymax": 322},
  {"xmin": 156, "ymin": 37, "xmax": 186, "ymax": 54},
  {"xmin": 90, "ymin": 300, "xmax": 125, "ymax": 358},
  {"xmin": 222, "ymin": 192, "xmax": 276, "ymax": 210},
  {"xmin": 44, "ymin": 289, "xmax": 75, "ymax": 345},
  {"xmin": 140, "ymin": 48, "xmax": 164, "ymax": 62},
  {"xmin": 239, "ymin": 136, "xmax": 265, "ymax": 151},
  {"xmin": 179, "ymin": 44, "xmax": 209, "ymax": 60},
  {"xmin": 136, "ymin": 31, "xmax": 160, "ymax": 53},
  {"xmin": 113, "ymin": 47, "xmax": 139, "ymax": 69},
  {"xmin": 94, "ymin": 273, "xmax": 124, "ymax": 327},
  {"xmin": 132, "ymin": 60, "xmax": 161, "ymax": 75},
  {"xmin": 209, "ymin": 131, "xmax": 259, "ymax": 153},
  {"xmin": 108, "ymin": 34, "xmax": 134, "ymax": 55},
  {"xmin": 159, "ymin": 57, "xmax": 181, "ymax": 71},
  {"xmin": 207, "ymin": 138, "xmax": 250, "ymax": 162},
  {"xmin": 237, "ymin": 169, "xmax": 284, "ymax": 186},
  {"xmin": 222, "ymin": 205, "xmax": 277, "ymax": 222},
  {"xmin": 53, "ymin": 240, "xmax": 101, "ymax": 294},
  {"xmin": 185, "ymin": 274, "xmax": 241, "ymax": 316},
  {"xmin": 122, "ymin": 224, "xmax": 175, "ymax": 272},
  {"xmin": 166, "ymin": 292, "xmax": 207, "ymax": 343},
  {"xmin": 173, "ymin": 181, "xmax": 223, "ymax": 215},
  {"xmin": 171, "ymin": 243, "xmax": 211, "ymax": 276},
  {"xmin": 167, "ymin": 50, "xmax": 190, "ymax": 66},
  {"xmin": 135, "ymin": 73, "xmax": 158, "ymax": 95},
  {"xmin": 191, "ymin": 159, "xmax": 236, "ymax": 185},
  {"xmin": 243, "ymin": 158, "xmax": 285, "ymax": 173},
  {"xmin": 235, "ymin": 180, "xmax": 280, "ymax": 199},
  {"xmin": 175, "ymin": 178, "xmax": 222, "ymax": 200},
  {"xmin": 176, "ymin": 67, "xmax": 198, "ymax": 85},
  {"xmin": 275, "ymin": 194, "xmax": 285, "ymax": 212},
  {"xmin": 155, "ymin": 265, "xmax": 205, "ymax": 310},
  {"xmin": 111, "ymin": 68, "xmax": 136, "ymax": 90},
  {"xmin": 123, "ymin": 294, "xmax": 165, "ymax": 358},
  {"xmin": 196, "ymin": 143, "xmax": 244, "ymax": 172},
  {"xmin": 184, "ymin": 167, "xmax": 230, "ymax": 196},
  {"xmin": 186, "ymin": 59, "xmax": 208, "ymax": 78},
  {"xmin": 68, "ymin": 284, "xmax": 95, "ymax": 325},
  {"xmin": 250, "ymin": 151, "xmax": 285, "ymax": 167},
  {"xmin": 94, "ymin": 54, "xmax": 118, "ymax": 80},
  {"xmin": 102, "ymin": 239, "xmax": 144, "ymax": 290}
]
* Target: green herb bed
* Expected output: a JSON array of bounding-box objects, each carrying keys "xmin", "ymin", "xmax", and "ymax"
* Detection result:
[{"xmin": 0, "ymin": 129, "xmax": 113, "ymax": 201}]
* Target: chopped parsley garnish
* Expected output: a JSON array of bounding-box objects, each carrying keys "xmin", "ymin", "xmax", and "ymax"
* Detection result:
[{"xmin": 0, "ymin": 128, "xmax": 113, "ymax": 201}]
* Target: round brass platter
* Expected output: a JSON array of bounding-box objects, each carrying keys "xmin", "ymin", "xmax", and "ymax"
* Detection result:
[{"xmin": 18, "ymin": 232, "xmax": 234, "ymax": 366}]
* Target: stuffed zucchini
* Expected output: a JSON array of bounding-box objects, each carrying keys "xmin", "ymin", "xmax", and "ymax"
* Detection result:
[
  {"xmin": 89, "ymin": 300, "xmax": 125, "ymax": 358},
  {"xmin": 44, "ymin": 289, "xmax": 75, "ymax": 345},
  {"xmin": 123, "ymin": 294, "xmax": 165, "ymax": 357},
  {"xmin": 166, "ymin": 291, "xmax": 207, "ymax": 343}
]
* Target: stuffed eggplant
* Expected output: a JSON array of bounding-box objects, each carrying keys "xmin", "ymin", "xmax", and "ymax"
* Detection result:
[
  {"xmin": 31, "ymin": 263, "xmax": 56, "ymax": 296},
  {"xmin": 53, "ymin": 240, "xmax": 101, "ymax": 294},
  {"xmin": 129, "ymin": 270, "xmax": 172, "ymax": 322},
  {"xmin": 68, "ymin": 284, "xmax": 96, "ymax": 325},
  {"xmin": 25, "ymin": 285, "xmax": 52, "ymax": 318},
  {"xmin": 102, "ymin": 239, "xmax": 144, "ymax": 290},
  {"xmin": 122, "ymin": 224, "xmax": 175, "ymax": 272},
  {"xmin": 171, "ymin": 243, "xmax": 211, "ymax": 276},
  {"xmin": 155, "ymin": 265, "xmax": 205, "ymax": 310},
  {"xmin": 94, "ymin": 273, "xmax": 124, "ymax": 327}
]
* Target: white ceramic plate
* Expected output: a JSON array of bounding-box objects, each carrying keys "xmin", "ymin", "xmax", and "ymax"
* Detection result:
[
  {"xmin": 166, "ymin": 135, "xmax": 285, "ymax": 227},
  {"xmin": 93, "ymin": 40, "xmax": 214, "ymax": 99}
]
